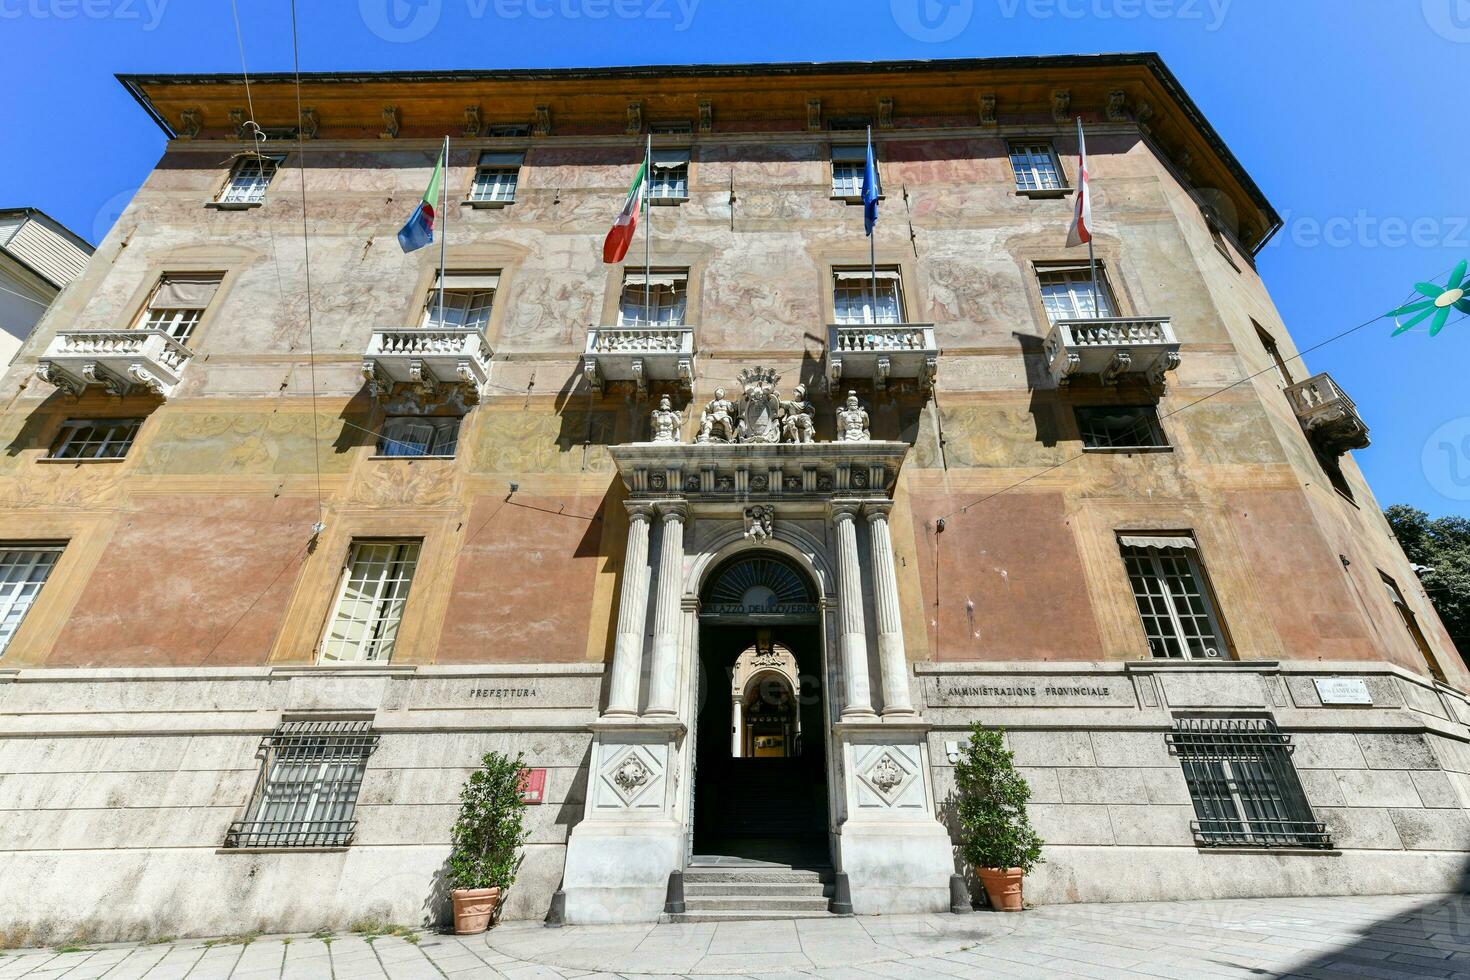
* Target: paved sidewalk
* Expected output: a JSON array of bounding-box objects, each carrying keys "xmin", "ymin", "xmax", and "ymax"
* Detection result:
[{"xmin": 5, "ymin": 893, "xmax": 1470, "ymax": 978}]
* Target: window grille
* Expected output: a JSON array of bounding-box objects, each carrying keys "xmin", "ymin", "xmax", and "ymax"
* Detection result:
[
  {"xmin": 320, "ymin": 540, "xmax": 421, "ymax": 663},
  {"xmin": 470, "ymin": 153, "xmax": 521, "ymax": 203},
  {"xmin": 831, "ymin": 145, "xmax": 876, "ymax": 198},
  {"xmin": 1120, "ymin": 537, "xmax": 1228, "ymax": 660},
  {"xmin": 136, "ymin": 274, "xmax": 222, "ymax": 344},
  {"xmin": 224, "ymin": 720, "xmax": 378, "ymax": 849},
  {"xmin": 618, "ymin": 271, "xmax": 688, "ymax": 327},
  {"xmin": 833, "ymin": 268, "xmax": 904, "ymax": 325},
  {"xmin": 649, "ymin": 150, "xmax": 689, "ymax": 200},
  {"xmin": 1038, "ymin": 266, "xmax": 1115, "ymax": 321},
  {"xmin": 1168, "ymin": 718, "xmax": 1331, "ymax": 849},
  {"xmin": 1009, "ymin": 142, "xmax": 1065, "ymax": 191},
  {"xmin": 0, "ymin": 546, "xmax": 61, "ymax": 656},
  {"xmin": 377, "ymin": 417, "xmax": 460, "ymax": 458},
  {"xmin": 50, "ymin": 418, "xmax": 142, "ymax": 460},
  {"xmin": 219, "ymin": 154, "xmax": 281, "ymax": 204},
  {"xmin": 1076, "ymin": 406, "xmax": 1166, "ymax": 449},
  {"xmin": 422, "ymin": 271, "xmax": 498, "ymax": 330}
]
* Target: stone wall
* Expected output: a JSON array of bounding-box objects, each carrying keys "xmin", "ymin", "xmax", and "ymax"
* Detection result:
[{"xmin": 0, "ymin": 665, "xmax": 601, "ymax": 945}]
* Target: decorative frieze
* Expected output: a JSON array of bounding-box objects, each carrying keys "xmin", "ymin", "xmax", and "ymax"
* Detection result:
[{"xmin": 609, "ymin": 441, "xmax": 906, "ymax": 501}]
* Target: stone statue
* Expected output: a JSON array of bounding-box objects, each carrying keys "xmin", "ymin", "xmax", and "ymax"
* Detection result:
[
  {"xmin": 649, "ymin": 394, "xmax": 682, "ymax": 444},
  {"xmin": 696, "ymin": 387, "xmax": 738, "ymax": 444},
  {"xmin": 743, "ymin": 505, "xmax": 774, "ymax": 543},
  {"xmin": 836, "ymin": 390, "xmax": 871, "ymax": 442},
  {"xmin": 736, "ymin": 366, "xmax": 782, "ymax": 444},
  {"xmin": 780, "ymin": 383, "xmax": 815, "ymax": 444}
]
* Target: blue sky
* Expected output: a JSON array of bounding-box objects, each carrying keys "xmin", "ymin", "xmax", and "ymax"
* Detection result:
[{"xmin": 2, "ymin": 1, "xmax": 1467, "ymax": 515}]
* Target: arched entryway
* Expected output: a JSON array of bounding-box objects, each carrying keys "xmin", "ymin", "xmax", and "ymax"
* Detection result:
[{"xmin": 692, "ymin": 551, "xmax": 829, "ymax": 867}]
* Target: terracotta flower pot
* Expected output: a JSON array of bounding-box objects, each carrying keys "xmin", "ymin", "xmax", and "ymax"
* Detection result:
[
  {"xmin": 977, "ymin": 867, "xmax": 1025, "ymax": 912},
  {"xmin": 451, "ymin": 886, "xmax": 500, "ymax": 935}
]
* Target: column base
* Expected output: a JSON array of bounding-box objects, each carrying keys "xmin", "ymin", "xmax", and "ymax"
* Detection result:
[
  {"xmin": 839, "ymin": 820, "xmax": 955, "ymax": 915},
  {"xmin": 562, "ymin": 820, "xmax": 685, "ymax": 924}
]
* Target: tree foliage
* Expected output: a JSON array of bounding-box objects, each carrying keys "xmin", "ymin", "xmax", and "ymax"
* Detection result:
[
  {"xmin": 952, "ymin": 725, "xmax": 1044, "ymax": 874},
  {"xmin": 448, "ymin": 751, "xmax": 529, "ymax": 891},
  {"xmin": 1385, "ymin": 505, "xmax": 1470, "ymax": 659}
]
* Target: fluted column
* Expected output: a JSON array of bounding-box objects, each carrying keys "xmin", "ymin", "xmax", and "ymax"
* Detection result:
[
  {"xmin": 645, "ymin": 501, "xmax": 688, "ymax": 717},
  {"xmin": 866, "ymin": 504, "xmax": 916, "ymax": 716},
  {"xmin": 605, "ymin": 502, "xmax": 654, "ymax": 717},
  {"xmin": 832, "ymin": 502, "xmax": 875, "ymax": 718}
]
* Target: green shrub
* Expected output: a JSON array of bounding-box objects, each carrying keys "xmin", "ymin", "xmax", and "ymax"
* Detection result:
[
  {"xmin": 448, "ymin": 751, "xmax": 529, "ymax": 891},
  {"xmin": 953, "ymin": 725, "xmax": 1044, "ymax": 874}
]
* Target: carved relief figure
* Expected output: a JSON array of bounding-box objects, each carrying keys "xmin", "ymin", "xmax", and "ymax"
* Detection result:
[
  {"xmin": 649, "ymin": 394, "xmax": 682, "ymax": 444},
  {"xmin": 781, "ymin": 383, "xmax": 815, "ymax": 444},
  {"xmin": 743, "ymin": 505, "xmax": 774, "ymax": 543},
  {"xmin": 696, "ymin": 387, "xmax": 738, "ymax": 444},
  {"xmin": 836, "ymin": 390, "xmax": 871, "ymax": 442},
  {"xmin": 736, "ymin": 367, "xmax": 782, "ymax": 444}
]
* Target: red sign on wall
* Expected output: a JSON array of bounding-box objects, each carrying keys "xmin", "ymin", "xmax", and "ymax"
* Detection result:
[{"xmin": 518, "ymin": 768, "xmax": 547, "ymax": 805}]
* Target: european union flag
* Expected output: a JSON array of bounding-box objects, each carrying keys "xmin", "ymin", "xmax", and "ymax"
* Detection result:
[{"xmin": 862, "ymin": 133, "xmax": 880, "ymax": 237}]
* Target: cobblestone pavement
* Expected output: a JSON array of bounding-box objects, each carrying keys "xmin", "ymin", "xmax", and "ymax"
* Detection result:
[{"xmin": 7, "ymin": 893, "xmax": 1470, "ymax": 979}]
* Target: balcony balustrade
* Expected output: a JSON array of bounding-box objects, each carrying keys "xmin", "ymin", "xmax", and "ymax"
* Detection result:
[
  {"xmin": 583, "ymin": 324, "xmax": 695, "ymax": 394},
  {"xmin": 1285, "ymin": 372, "xmax": 1369, "ymax": 455},
  {"xmin": 1044, "ymin": 316, "xmax": 1180, "ymax": 386},
  {"xmin": 36, "ymin": 329, "xmax": 193, "ymax": 398},
  {"xmin": 362, "ymin": 327, "xmax": 493, "ymax": 401},
  {"xmin": 825, "ymin": 322, "xmax": 938, "ymax": 390}
]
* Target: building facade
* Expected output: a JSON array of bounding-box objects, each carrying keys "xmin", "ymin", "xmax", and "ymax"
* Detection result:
[
  {"xmin": 1, "ymin": 55, "xmax": 1467, "ymax": 943},
  {"xmin": 0, "ymin": 208, "xmax": 93, "ymax": 365}
]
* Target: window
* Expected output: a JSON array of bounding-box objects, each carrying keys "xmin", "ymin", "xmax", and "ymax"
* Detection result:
[
  {"xmin": 1076, "ymin": 406, "xmax": 1167, "ymax": 449},
  {"xmin": 618, "ymin": 270, "xmax": 688, "ymax": 327},
  {"xmin": 1168, "ymin": 718, "xmax": 1330, "ymax": 849},
  {"xmin": 487, "ymin": 124, "xmax": 530, "ymax": 138},
  {"xmin": 1253, "ymin": 321, "xmax": 1295, "ymax": 387},
  {"xmin": 1009, "ymin": 142, "xmax": 1065, "ymax": 192},
  {"xmin": 649, "ymin": 150, "xmax": 690, "ymax": 201},
  {"xmin": 135, "ymin": 274, "xmax": 222, "ymax": 344},
  {"xmin": 831, "ymin": 144, "xmax": 877, "ymax": 199},
  {"xmin": 469, "ymin": 152, "xmax": 522, "ymax": 204},
  {"xmin": 1314, "ymin": 444, "xmax": 1355, "ymax": 502},
  {"xmin": 422, "ymin": 271, "xmax": 498, "ymax": 331},
  {"xmin": 218, "ymin": 154, "xmax": 282, "ymax": 205},
  {"xmin": 0, "ymin": 546, "xmax": 62, "ymax": 657},
  {"xmin": 320, "ymin": 540, "xmax": 422, "ymax": 664},
  {"xmin": 1381, "ymin": 572, "xmax": 1446, "ymax": 683},
  {"xmin": 224, "ymin": 720, "xmax": 378, "ymax": 849},
  {"xmin": 1038, "ymin": 266, "xmax": 1115, "ymax": 321},
  {"xmin": 1120, "ymin": 535, "xmax": 1229, "ymax": 660},
  {"xmin": 650, "ymin": 121, "xmax": 692, "ymax": 135},
  {"xmin": 376, "ymin": 417, "xmax": 460, "ymax": 458},
  {"xmin": 50, "ymin": 419, "xmax": 142, "ymax": 460},
  {"xmin": 832, "ymin": 268, "xmax": 904, "ymax": 325}
]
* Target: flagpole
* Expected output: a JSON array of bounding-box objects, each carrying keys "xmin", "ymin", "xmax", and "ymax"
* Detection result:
[
  {"xmin": 644, "ymin": 132, "xmax": 652, "ymax": 326},
  {"xmin": 1077, "ymin": 117, "xmax": 1099, "ymax": 316},
  {"xmin": 868, "ymin": 126, "xmax": 878, "ymax": 324},
  {"xmin": 437, "ymin": 135, "xmax": 449, "ymax": 328}
]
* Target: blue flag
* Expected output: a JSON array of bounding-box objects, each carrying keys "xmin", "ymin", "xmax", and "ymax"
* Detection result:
[{"xmin": 862, "ymin": 134, "xmax": 880, "ymax": 236}]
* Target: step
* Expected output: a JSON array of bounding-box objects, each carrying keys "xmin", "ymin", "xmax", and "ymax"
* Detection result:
[
  {"xmin": 685, "ymin": 896, "xmax": 833, "ymax": 912},
  {"xmin": 685, "ymin": 882, "xmax": 832, "ymax": 898},
  {"xmin": 685, "ymin": 868, "xmax": 831, "ymax": 885},
  {"xmin": 665, "ymin": 909, "xmax": 840, "ymax": 923}
]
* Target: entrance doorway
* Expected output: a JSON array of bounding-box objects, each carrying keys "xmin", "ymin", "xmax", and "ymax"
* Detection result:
[{"xmin": 692, "ymin": 553, "xmax": 829, "ymax": 867}]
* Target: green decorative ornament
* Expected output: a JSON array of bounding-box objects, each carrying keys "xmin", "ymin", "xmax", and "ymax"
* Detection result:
[{"xmin": 1390, "ymin": 259, "xmax": 1470, "ymax": 336}]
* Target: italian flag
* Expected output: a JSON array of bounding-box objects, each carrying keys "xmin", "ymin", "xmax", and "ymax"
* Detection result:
[{"xmin": 602, "ymin": 158, "xmax": 647, "ymax": 264}]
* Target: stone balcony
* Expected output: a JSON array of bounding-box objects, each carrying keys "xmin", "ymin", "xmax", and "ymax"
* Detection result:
[
  {"xmin": 36, "ymin": 329, "xmax": 193, "ymax": 398},
  {"xmin": 826, "ymin": 323, "xmax": 938, "ymax": 390},
  {"xmin": 1044, "ymin": 316, "xmax": 1181, "ymax": 387},
  {"xmin": 361, "ymin": 327, "xmax": 493, "ymax": 401},
  {"xmin": 1285, "ymin": 372, "xmax": 1370, "ymax": 455},
  {"xmin": 583, "ymin": 324, "xmax": 695, "ymax": 394}
]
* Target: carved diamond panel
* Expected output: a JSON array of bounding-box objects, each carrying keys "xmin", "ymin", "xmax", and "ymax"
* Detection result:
[
  {"xmin": 593, "ymin": 743, "xmax": 667, "ymax": 812},
  {"xmin": 848, "ymin": 742, "xmax": 929, "ymax": 813}
]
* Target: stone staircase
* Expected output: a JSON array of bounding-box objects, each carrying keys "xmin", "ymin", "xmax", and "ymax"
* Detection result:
[{"xmin": 667, "ymin": 864, "xmax": 839, "ymax": 922}]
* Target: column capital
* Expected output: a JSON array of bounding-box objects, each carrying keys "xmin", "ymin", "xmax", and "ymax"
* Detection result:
[
  {"xmin": 863, "ymin": 501, "xmax": 893, "ymax": 523},
  {"xmin": 656, "ymin": 499, "xmax": 690, "ymax": 522},
  {"xmin": 625, "ymin": 500, "xmax": 656, "ymax": 521},
  {"xmin": 829, "ymin": 499, "xmax": 864, "ymax": 521}
]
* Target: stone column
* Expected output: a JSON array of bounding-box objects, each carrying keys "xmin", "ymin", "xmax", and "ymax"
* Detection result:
[
  {"xmin": 645, "ymin": 501, "xmax": 687, "ymax": 717},
  {"xmin": 866, "ymin": 504, "xmax": 916, "ymax": 716},
  {"xmin": 605, "ymin": 502, "xmax": 654, "ymax": 717},
  {"xmin": 731, "ymin": 697, "xmax": 743, "ymax": 757},
  {"xmin": 832, "ymin": 502, "xmax": 875, "ymax": 718}
]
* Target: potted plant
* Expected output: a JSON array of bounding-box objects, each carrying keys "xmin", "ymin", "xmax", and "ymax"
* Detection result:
[
  {"xmin": 953, "ymin": 724, "xmax": 1044, "ymax": 912},
  {"xmin": 447, "ymin": 750, "xmax": 530, "ymax": 934}
]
